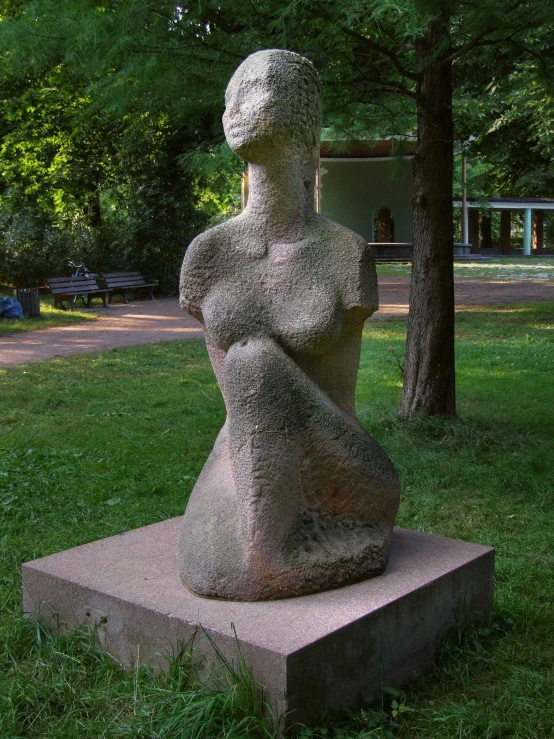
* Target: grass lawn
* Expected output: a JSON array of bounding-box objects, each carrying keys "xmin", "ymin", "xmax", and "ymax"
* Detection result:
[
  {"xmin": 0, "ymin": 287, "xmax": 98, "ymax": 333},
  {"xmin": 1, "ymin": 303, "xmax": 553, "ymax": 737},
  {"xmin": 377, "ymin": 257, "xmax": 554, "ymax": 282}
]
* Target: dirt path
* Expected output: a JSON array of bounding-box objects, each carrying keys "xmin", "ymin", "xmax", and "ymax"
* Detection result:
[
  {"xmin": 1, "ymin": 279, "xmax": 553, "ymax": 366},
  {"xmin": 0, "ymin": 299, "xmax": 203, "ymax": 367}
]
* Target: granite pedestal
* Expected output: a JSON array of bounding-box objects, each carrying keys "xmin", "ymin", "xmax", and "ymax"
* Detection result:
[{"xmin": 23, "ymin": 518, "xmax": 494, "ymax": 730}]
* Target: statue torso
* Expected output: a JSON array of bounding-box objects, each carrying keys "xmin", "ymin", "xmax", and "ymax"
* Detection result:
[{"xmin": 180, "ymin": 213, "xmax": 378, "ymax": 414}]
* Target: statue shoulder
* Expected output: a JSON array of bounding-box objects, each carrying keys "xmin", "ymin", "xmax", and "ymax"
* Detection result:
[
  {"xmin": 182, "ymin": 222, "xmax": 229, "ymax": 264},
  {"xmin": 319, "ymin": 217, "xmax": 373, "ymax": 255},
  {"xmin": 179, "ymin": 223, "xmax": 231, "ymax": 318},
  {"xmin": 319, "ymin": 218, "xmax": 378, "ymax": 315}
]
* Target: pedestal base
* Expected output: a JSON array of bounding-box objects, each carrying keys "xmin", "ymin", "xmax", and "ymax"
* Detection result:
[{"xmin": 23, "ymin": 518, "xmax": 494, "ymax": 730}]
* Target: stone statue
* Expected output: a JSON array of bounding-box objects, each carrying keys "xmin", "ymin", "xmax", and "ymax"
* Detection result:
[{"xmin": 179, "ymin": 49, "xmax": 400, "ymax": 601}]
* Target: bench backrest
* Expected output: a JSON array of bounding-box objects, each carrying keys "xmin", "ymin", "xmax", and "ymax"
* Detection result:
[
  {"xmin": 47, "ymin": 275, "xmax": 100, "ymax": 295},
  {"xmin": 103, "ymin": 272, "xmax": 147, "ymax": 289}
]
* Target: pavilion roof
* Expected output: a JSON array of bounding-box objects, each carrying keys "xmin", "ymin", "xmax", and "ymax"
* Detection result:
[
  {"xmin": 453, "ymin": 197, "xmax": 554, "ymax": 210},
  {"xmin": 320, "ymin": 138, "xmax": 416, "ymax": 158}
]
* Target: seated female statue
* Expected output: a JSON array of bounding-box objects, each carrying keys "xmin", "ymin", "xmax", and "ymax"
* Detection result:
[{"xmin": 179, "ymin": 49, "xmax": 400, "ymax": 601}]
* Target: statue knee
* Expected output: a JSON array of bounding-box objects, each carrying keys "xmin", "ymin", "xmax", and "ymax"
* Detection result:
[
  {"xmin": 224, "ymin": 337, "xmax": 293, "ymax": 413},
  {"xmin": 225, "ymin": 336, "xmax": 284, "ymax": 381}
]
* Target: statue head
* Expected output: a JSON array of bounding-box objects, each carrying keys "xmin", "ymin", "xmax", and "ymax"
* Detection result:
[{"xmin": 223, "ymin": 49, "xmax": 322, "ymax": 165}]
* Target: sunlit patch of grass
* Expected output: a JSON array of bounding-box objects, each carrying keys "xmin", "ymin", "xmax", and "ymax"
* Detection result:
[
  {"xmin": 376, "ymin": 263, "xmax": 412, "ymax": 278},
  {"xmin": 454, "ymin": 258, "xmax": 554, "ymax": 282},
  {"xmin": 1, "ymin": 305, "xmax": 554, "ymax": 737},
  {"xmin": 0, "ymin": 288, "xmax": 98, "ymax": 333},
  {"xmin": 377, "ymin": 257, "xmax": 554, "ymax": 282}
]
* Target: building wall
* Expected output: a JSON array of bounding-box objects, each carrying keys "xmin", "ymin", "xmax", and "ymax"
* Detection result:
[{"xmin": 319, "ymin": 158, "xmax": 414, "ymax": 243}]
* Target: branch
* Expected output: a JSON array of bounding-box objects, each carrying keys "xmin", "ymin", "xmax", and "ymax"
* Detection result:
[
  {"xmin": 298, "ymin": 5, "xmax": 420, "ymax": 82},
  {"xmin": 446, "ymin": 33, "xmax": 514, "ymax": 63},
  {"xmin": 334, "ymin": 24, "xmax": 421, "ymax": 81},
  {"xmin": 247, "ymin": 0, "xmax": 272, "ymax": 18},
  {"xmin": 506, "ymin": 37, "xmax": 554, "ymax": 77},
  {"xmin": 151, "ymin": 9, "xmax": 244, "ymax": 60},
  {"xmin": 27, "ymin": 31, "xmax": 66, "ymax": 41},
  {"xmin": 329, "ymin": 49, "xmax": 417, "ymax": 98},
  {"xmin": 446, "ymin": 0, "xmax": 529, "ymax": 63},
  {"xmin": 125, "ymin": 44, "xmax": 232, "ymax": 67},
  {"xmin": 501, "ymin": 0, "xmax": 528, "ymax": 14},
  {"xmin": 326, "ymin": 74, "xmax": 416, "ymax": 99}
]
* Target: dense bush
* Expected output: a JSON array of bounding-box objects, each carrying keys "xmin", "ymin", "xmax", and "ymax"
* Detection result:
[
  {"xmin": 0, "ymin": 63, "xmax": 216, "ymax": 292},
  {"xmin": 0, "ymin": 179, "xmax": 209, "ymax": 292},
  {"xmin": 0, "ymin": 206, "xmax": 75, "ymax": 287}
]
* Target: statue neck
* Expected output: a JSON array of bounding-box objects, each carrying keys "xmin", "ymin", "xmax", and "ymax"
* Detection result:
[{"xmin": 244, "ymin": 157, "xmax": 316, "ymax": 243}]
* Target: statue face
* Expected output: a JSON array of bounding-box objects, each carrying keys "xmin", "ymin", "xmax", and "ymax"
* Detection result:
[
  {"xmin": 223, "ymin": 50, "xmax": 322, "ymax": 164},
  {"xmin": 223, "ymin": 57, "xmax": 292, "ymax": 162}
]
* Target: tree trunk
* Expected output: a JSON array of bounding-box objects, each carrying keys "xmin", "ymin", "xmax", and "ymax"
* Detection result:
[
  {"xmin": 90, "ymin": 187, "xmax": 102, "ymax": 228},
  {"xmin": 85, "ymin": 170, "xmax": 102, "ymax": 228},
  {"xmin": 400, "ymin": 21, "xmax": 456, "ymax": 418}
]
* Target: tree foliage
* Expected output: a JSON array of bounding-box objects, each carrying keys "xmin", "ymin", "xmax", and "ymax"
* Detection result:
[
  {"xmin": 0, "ymin": 2, "xmax": 232, "ymax": 289},
  {"xmin": 456, "ymin": 54, "xmax": 554, "ymax": 198},
  {"xmin": 2, "ymin": 0, "xmax": 554, "ymax": 413}
]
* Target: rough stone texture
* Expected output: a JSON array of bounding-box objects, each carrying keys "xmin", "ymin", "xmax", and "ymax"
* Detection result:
[
  {"xmin": 179, "ymin": 49, "xmax": 400, "ymax": 600},
  {"xmin": 23, "ymin": 518, "xmax": 495, "ymax": 731}
]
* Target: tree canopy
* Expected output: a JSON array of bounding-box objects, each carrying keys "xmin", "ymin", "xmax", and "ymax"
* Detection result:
[{"xmin": 1, "ymin": 0, "xmax": 554, "ymax": 414}]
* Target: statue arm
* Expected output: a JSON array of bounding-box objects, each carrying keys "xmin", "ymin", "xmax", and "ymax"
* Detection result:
[{"xmin": 341, "ymin": 237, "xmax": 379, "ymax": 321}]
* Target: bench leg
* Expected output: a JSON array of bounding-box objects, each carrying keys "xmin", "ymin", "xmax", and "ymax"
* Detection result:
[{"xmin": 149, "ymin": 286, "xmax": 154, "ymax": 301}]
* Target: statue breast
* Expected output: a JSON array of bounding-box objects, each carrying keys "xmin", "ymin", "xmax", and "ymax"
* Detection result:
[{"xmin": 202, "ymin": 241, "xmax": 343, "ymax": 357}]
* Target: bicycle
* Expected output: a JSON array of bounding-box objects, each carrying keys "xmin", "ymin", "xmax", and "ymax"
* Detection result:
[{"xmin": 68, "ymin": 261, "xmax": 93, "ymax": 309}]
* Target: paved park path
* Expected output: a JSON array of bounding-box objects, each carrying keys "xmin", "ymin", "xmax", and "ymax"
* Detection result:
[{"xmin": 1, "ymin": 277, "xmax": 553, "ymax": 367}]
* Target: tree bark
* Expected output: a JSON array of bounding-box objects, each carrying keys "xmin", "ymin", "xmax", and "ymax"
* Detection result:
[
  {"xmin": 89, "ymin": 187, "xmax": 102, "ymax": 228},
  {"xmin": 400, "ymin": 20, "xmax": 456, "ymax": 418}
]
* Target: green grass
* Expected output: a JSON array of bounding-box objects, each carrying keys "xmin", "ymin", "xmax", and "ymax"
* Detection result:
[
  {"xmin": 1, "ymin": 304, "xmax": 553, "ymax": 737},
  {"xmin": 377, "ymin": 257, "xmax": 554, "ymax": 282},
  {"xmin": 0, "ymin": 288, "xmax": 98, "ymax": 333},
  {"xmin": 1, "ymin": 620, "xmax": 276, "ymax": 738}
]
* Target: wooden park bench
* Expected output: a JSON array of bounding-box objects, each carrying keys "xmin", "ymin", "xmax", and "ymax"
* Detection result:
[
  {"xmin": 47, "ymin": 275, "xmax": 112, "ymax": 311},
  {"xmin": 102, "ymin": 272, "xmax": 158, "ymax": 303}
]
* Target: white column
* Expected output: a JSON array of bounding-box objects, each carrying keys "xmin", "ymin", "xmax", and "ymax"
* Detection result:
[
  {"xmin": 461, "ymin": 156, "xmax": 468, "ymax": 244},
  {"xmin": 463, "ymin": 208, "xmax": 469, "ymax": 246},
  {"xmin": 523, "ymin": 208, "xmax": 532, "ymax": 256}
]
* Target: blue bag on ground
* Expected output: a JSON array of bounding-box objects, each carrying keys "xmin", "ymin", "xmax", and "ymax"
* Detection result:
[{"xmin": 0, "ymin": 297, "xmax": 24, "ymax": 319}]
